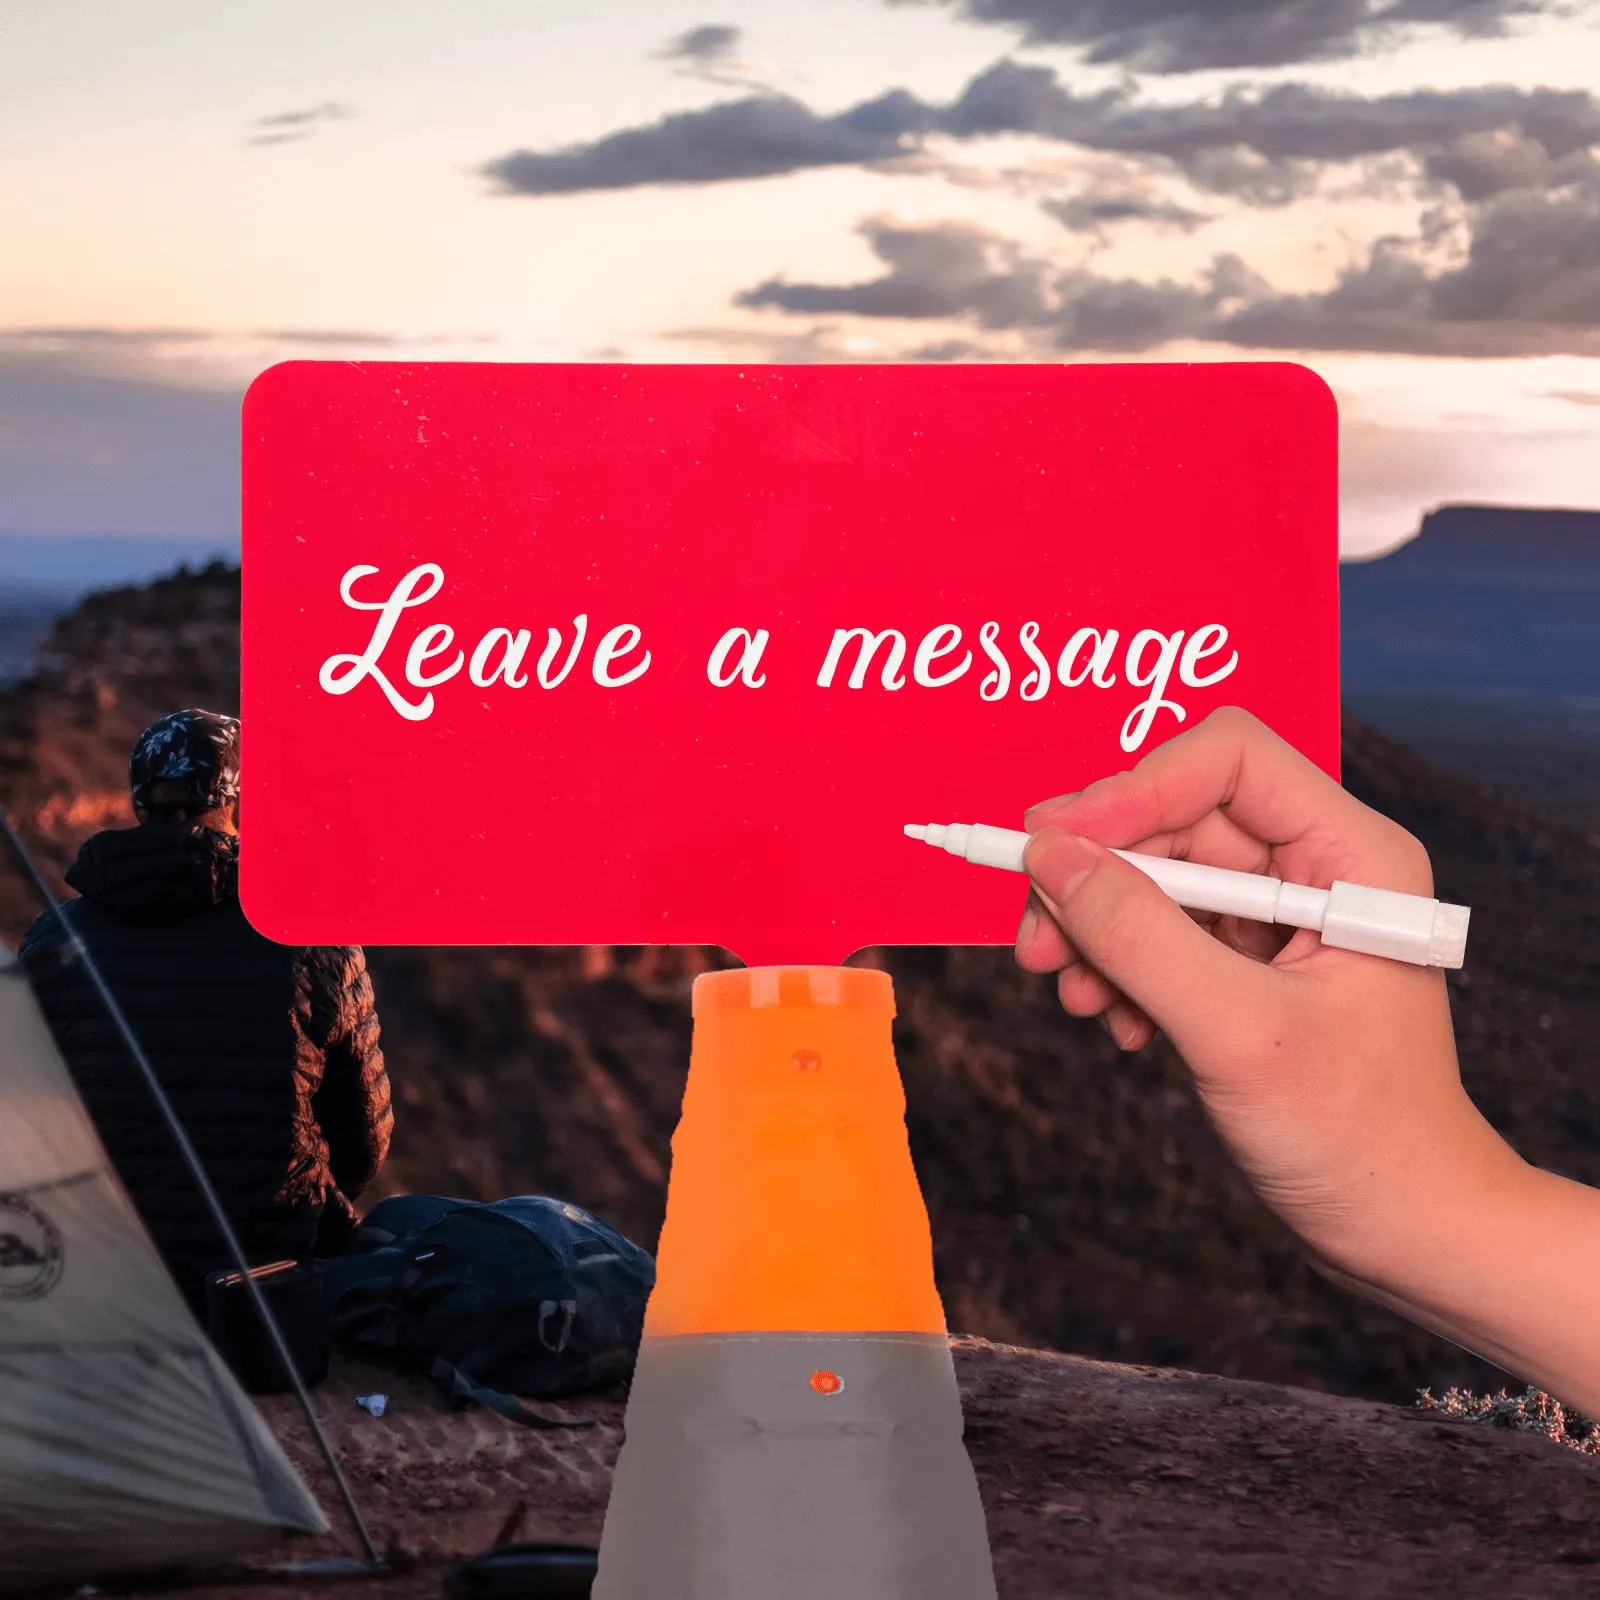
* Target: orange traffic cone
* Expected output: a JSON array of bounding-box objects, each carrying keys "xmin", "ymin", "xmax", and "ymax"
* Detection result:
[{"xmin": 594, "ymin": 966, "xmax": 997, "ymax": 1599}]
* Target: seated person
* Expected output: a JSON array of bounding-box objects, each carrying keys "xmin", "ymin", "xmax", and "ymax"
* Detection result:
[{"xmin": 20, "ymin": 708, "xmax": 393, "ymax": 1315}]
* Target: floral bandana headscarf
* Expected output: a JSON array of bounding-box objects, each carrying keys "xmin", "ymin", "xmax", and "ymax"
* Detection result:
[{"xmin": 129, "ymin": 709, "xmax": 241, "ymax": 817}]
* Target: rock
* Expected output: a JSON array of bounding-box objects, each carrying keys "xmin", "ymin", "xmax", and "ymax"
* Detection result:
[{"xmin": 220, "ymin": 1343, "xmax": 1600, "ymax": 1600}]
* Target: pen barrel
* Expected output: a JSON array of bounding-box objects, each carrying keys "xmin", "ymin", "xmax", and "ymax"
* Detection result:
[
  {"xmin": 920, "ymin": 824, "xmax": 1469, "ymax": 970},
  {"xmin": 1110, "ymin": 850, "xmax": 1287, "ymax": 924}
]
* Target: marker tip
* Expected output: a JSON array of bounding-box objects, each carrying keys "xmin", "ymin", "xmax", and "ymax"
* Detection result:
[{"xmin": 904, "ymin": 824, "xmax": 928, "ymax": 841}]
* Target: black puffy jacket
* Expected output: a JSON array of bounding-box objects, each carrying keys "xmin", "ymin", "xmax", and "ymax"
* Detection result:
[{"xmin": 18, "ymin": 822, "xmax": 393, "ymax": 1313}]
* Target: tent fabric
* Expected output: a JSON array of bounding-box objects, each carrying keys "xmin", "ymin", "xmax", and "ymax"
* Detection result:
[{"xmin": 0, "ymin": 948, "xmax": 327, "ymax": 1591}]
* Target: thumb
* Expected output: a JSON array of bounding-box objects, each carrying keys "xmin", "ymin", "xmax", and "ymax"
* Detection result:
[{"xmin": 1024, "ymin": 827, "xmax": 1279, "ymax": 1053}]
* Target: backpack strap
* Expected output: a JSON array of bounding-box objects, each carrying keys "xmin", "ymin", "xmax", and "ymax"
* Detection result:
[{"xmin": 428, "ymin": 1359, "xmax": 595, "ymax": 1431}]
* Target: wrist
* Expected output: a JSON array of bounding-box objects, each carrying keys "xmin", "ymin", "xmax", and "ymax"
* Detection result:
[
  {"xmin": 1293, "ymin": 1082, "xmax": 1512, "ymax": 1296},
  {"xmin": 1287, "ymin": 1090, "xmax": 1513, "ymax": 1292},
  {"xmin": 1313, "ymin": 1111, "xmax": 1526, "ymax": 1305},
  {"xmin": 1318, "ymin": 1129, "xmax": 1600, "ymax": 1413}
]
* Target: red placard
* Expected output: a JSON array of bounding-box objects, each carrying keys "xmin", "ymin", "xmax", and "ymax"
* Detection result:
[{"xmin": 240, "ymin": 362, "xmax": 1338, "ymax": 965}]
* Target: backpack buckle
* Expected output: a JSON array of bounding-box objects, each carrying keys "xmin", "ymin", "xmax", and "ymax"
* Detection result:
[{"xmin": 538, "ymin": 1299, "xmax": 577, "ymax": 1354}]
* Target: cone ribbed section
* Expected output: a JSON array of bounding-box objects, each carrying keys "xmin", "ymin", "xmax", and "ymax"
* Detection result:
[{"xmin": 595, "ymin": 966, "xmax": 996, "ymax": 1600}]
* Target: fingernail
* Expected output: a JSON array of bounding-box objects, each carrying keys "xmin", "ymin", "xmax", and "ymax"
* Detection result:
[
  {"xmin": 1024, "ymin": 828, "xmax": 1104, "ymax": 903},
  {"xmin": 1103, "ymin": 1011, "xmax": 1135, "ymax": 1052},
  {"xmin": 1017, "ymin": 904, "xmax": 1040, "ymax": 949}
]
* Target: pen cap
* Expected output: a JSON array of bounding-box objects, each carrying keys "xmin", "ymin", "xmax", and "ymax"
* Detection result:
[{"xmin": 1321, "ymin": 882, "xmax": 1470, "ymax": 969}]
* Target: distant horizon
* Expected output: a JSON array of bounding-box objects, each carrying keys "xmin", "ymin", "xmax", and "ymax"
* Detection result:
[
  {"xmin": 6, "ymin": 498, "xmax": 1600, "ymax": 593},
  {"xmin": 4, "ymin": 500, "xmax": 1597, "ymax": 823},
  {"xmin": 0, "ymin": 530, "xmax": 238, "ymax": 592}
]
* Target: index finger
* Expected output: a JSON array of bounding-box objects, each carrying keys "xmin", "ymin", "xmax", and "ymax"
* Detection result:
[{"xmin": 1024, "ymin": 706, "xmax": 1431, "ymax": 894}]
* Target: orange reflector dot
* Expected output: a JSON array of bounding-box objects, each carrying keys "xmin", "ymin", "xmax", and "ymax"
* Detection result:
[
  {"xmin": 793, "ymin": 1050, "xmax": 822, "ymax": 1073},
  {"xmin": 809, "ymin": 1370, "xmax": 844, "ymax": 1396}
]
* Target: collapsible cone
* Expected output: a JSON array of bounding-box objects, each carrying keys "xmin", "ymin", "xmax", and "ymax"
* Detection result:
[{"xmin": 594, "ymin": 966, "xmax": 997, "ymax": 1600}]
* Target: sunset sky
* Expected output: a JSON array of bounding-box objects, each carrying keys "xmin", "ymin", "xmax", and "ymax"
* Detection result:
[{"xmin": 2, "ymin": 0, "xmax": 1598, "ymax": 561}]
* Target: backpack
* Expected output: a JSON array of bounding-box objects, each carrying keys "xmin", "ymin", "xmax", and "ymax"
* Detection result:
[{"xmin": 318, "ymin": 1195, "xmax": 655, "ymax": 1417}]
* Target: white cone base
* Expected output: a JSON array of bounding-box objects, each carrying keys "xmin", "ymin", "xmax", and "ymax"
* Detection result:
[{"xmin": 595, "ymin": 1331, "xmax": 997, "ymax": 1600}]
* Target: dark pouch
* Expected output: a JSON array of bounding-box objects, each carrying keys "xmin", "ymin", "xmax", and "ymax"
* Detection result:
[
  {"xmin": 443, "ymin": 1543, "xmax": 598, "ymax": 1600},
  {"xmin": 206, "ymin": 1259, "xmax": 331, "ymax": 1394}
]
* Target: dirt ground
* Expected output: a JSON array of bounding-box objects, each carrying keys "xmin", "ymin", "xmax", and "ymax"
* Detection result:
[{"xmin": 110, "ymin": 1341, "xmax": 1600, "ymax": 1600}]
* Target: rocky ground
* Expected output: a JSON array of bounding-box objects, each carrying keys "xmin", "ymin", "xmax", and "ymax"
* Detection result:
[
  {"xmin": 8, "ymin": 564, "xmax": 1600, "ymax": 1593},
  {"xmin": 6, "ymin": 565, "xmax": 1598, "ymax": 1407},
  {"xmin": 99, "ymin": 1341, "xmax": 1600, "ymax": 1600}
]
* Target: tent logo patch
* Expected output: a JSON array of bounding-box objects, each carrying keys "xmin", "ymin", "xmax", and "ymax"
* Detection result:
[{"xmin": 0, "ymin": 1194, "xmax": 64, "ymax": 1300}]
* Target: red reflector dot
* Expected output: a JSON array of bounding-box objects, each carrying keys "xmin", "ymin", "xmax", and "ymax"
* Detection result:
[
  {"xmin": 810, "ymin": 1370, "xmax": 843, "ymax": 1396},
  {"xmin": 793, "ymin": 1050, "xmax": 822, "ymax": 1073}
]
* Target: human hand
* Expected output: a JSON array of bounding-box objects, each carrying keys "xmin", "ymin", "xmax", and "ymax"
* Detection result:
[{"xmin": 1013, "ymin": 706, "xmax": 1522, "ymax": 1296}]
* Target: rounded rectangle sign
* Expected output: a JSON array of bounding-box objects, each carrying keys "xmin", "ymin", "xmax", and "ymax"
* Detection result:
[{"xmin": 241, "ymin": 362, "xmax": 1338, "ymax": 965}]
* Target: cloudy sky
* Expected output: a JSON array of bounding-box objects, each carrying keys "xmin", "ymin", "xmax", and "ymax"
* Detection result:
[{"xmin": 3, "ymin": 0, "xmax": 1598, "ymax": 563}]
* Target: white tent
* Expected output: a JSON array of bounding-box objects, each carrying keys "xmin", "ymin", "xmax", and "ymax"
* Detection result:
[{"xmin": 0, "ymin": 947, "xmax": 328, "ymax": 1590}]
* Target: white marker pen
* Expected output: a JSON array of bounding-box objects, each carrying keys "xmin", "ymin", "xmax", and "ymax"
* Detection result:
[{"xmin": 905, "ymin": 821, "xmax": 1471, "ymax": 969}]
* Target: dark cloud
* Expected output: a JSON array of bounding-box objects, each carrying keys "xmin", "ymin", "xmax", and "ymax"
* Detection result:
[
  {"xmin": 1211, "ymin": 167, "xmax": 1600, "ymax": 349},
  {"xmin": 254, "ymin": 328, "xmax": 500, "ymax": 347},
  {"xmin": 889, "ymin": 0, "xmax": 1555, "ymax": 73},
  {"xmin": 738, "ymin": 218, "xmax": 1245, "ymax": 343},
  {"xmin": 0, "ymin": 325, "xmax": 493, "ymax": 378},
  {"xmin": 908, "ymin": 337, "xmax": 1008, "ymax": 360},
  {"xmin": 1417, "ymin": 169, "xmax": 1600, "ymax": 324},
  {"xmin": 1423, "ymin": 134, "xmax": 1597, "ymax": 201},
  {"xmin": 741, "ymin": 221, "xmax": 1056, "ymax": 324},
  {"xmin": 1172, "ymin": 148, "xmax": 1323, "ymax": 203},
  {"xmin": 947, "ymin": 63, "xmax": 1600, "ymax": 199},
  {"xmin": 660, "ymin": 321, "xmax": 882, "ymax": 362},
  {"xmin": 481, "ymin": 58, "xmax": 1600, "ymax": 204},
  {"xmin": 0, "ymin": 329, "xmax": 225, "ymax": 385},
  {"xmin": 4, "ymin": 326, "xmax": 211, "ymax": 346},
  {"xmin": 1424, "ymin": 128, "xmax": 1553, "ymax": 198},
  {"xmin": 1042, "ymin": 192, "xmax": 1209, "ymax": 231},
  {"xmin": 736, "ymin": 176, "xmax": 1600, "ymax": 357},
  {"xmin": 653, "ymin": 23, "xmax": 767, "ymax": 88},
  {"xmin": 656, "ymin": 23, "xmax": 742, "ymax": 62},
  {"xmin": 255, "ymin": 329, "xmax": 397, "ymax": 345},
  {"xmin": 483, "ymin": 90, "xmax": 935, "ymax": 194},
  {"xmin": 252, "ymin": 101, "xmax": 350, "ymax": 130},
  {"xmin": 246, "ymin": 101, "xmax": 351, "ymax": 147}
]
